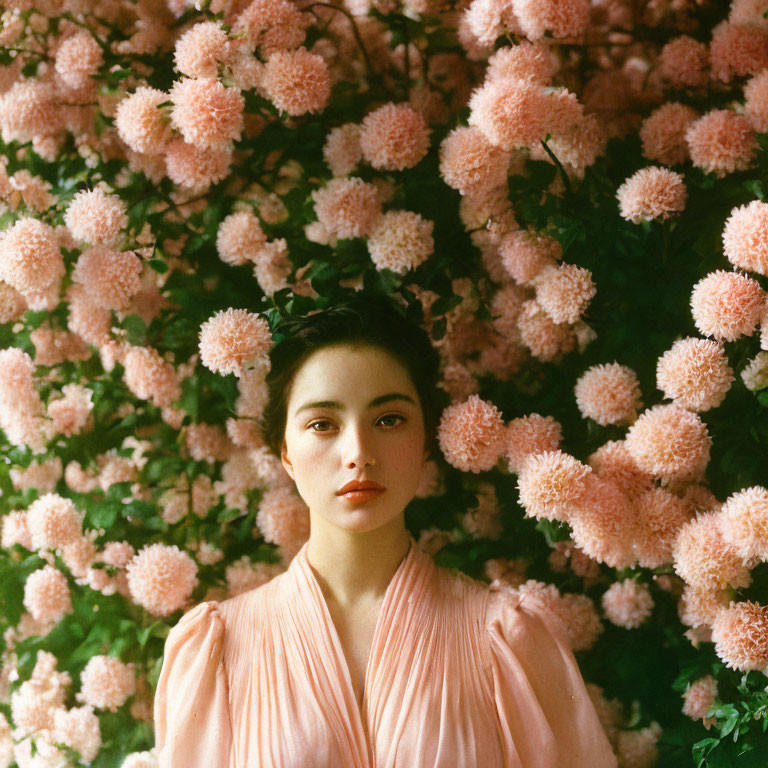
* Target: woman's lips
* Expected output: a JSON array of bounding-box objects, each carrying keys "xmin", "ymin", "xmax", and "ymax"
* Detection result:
[{"xmin": 339, "ymin": 488, "xmax": 385, "ymax": 503}]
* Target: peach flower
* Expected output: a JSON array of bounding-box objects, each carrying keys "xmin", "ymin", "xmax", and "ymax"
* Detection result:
[
  {"xmin": 437, "ymin": 394, "xmax": 507, "ymax": 473},
  {"xmin": 685, "ymin": 110, "xmax": 758, "ymax": 178},
  {"xmin": 574, "ymin": 362, "xmax": 642, "ymax": 427},
  {"xmin": 722, "ymin": 199, "xmax": 768, "ymax": 277},
  {"xmin": 656, "ymin": 338, "xmax": 734, "ymax": 412},
  {"xmin": 617, "ymin": 167, "xmax": 687, "ymax": 224},
  {"xmin": 690, "ymin": 269, "xmax": 765, "ymax": 342},
  {"xmin": 359, "ymin": 103, "xmax": 431, "ymax": 171},
  {"xmin": 625, "ymin": 404, "xmax": 711, "ymax": 481}
]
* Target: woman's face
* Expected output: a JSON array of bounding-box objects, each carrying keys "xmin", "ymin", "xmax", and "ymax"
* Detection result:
[{"xmin": 280, "ymin": 343, "xmax": 429, "ymax": 534}]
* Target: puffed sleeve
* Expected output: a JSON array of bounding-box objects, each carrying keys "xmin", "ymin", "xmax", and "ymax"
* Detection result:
[
  {"xmin": 486, "ymin": 588, "xmax": 618, "ymax": 768},
  {"xmin": 154, "ymin": 601, "xmax": 233, "ymax": 768}
]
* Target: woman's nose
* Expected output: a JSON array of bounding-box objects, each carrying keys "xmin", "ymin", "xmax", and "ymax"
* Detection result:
[{"xmin": 342, "ymin": 421, "xmax": 376, "ymax": 467}]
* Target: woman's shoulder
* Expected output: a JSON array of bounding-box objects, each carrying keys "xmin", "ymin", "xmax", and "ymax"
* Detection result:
[{"xmin": 481, "ymin": 581, "xmax": 578, "ymax": 670}]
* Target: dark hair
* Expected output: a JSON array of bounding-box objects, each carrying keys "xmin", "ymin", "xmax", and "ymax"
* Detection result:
[{"xmin": 261, "ymin": 294, "xmax": 448, "ymax": 461}]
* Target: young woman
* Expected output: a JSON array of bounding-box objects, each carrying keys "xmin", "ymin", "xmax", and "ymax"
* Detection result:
[{"xmin": 154, "ymin": 295, "xmax": 617, "ymax": 768}]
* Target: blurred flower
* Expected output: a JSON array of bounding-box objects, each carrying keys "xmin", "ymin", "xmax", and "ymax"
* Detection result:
[
  {"xmin": 126, "ymin": 543, "xmax": 198, "ymax": 617},
  {"xmin": 76, "ymin": 655, "xmax": 136, "ymax": 712},
  {"xmin": 685, "ymin": 110, "xmax": 758, "ymax": 177},
  {"xmin": 602, "ymin": 580, "xmax": 654, "ymax": 629},
  {"xmin": 367, "ymin": 210, "xmax": 434, "ymax": 275},
  {"xmin": 311, "ymin": 177, "xmax": 382, "ymax": 239}
]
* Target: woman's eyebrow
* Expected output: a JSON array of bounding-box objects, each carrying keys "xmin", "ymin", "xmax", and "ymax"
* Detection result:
[{"xmin": 294, "ymin": 393, "xmax": 415, "ymax": 415}]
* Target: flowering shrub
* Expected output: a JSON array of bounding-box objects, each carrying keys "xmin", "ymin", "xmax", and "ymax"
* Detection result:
[{"xmin": 0, "ymin": 0, "xmax": 767, "ymax": 766}]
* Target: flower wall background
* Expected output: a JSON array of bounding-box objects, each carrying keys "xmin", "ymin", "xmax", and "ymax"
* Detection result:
[{"xmin": 0, "ymin": 0, "xmax": 767, "ymax": 765}]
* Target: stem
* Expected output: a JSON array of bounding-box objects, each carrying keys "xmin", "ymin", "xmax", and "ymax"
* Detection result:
[
  {"xmin": 539, "ymin": 139, "xmax": 572, "ymax": 195},
  {"xmin": 300, "ymin": 2, "xmax": 375, "ymax": 78}
]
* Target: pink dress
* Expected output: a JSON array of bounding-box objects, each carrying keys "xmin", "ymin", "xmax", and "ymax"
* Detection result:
[{"xmin": 154, "ymin": 533, "xmax": 618, "ymax": 767}]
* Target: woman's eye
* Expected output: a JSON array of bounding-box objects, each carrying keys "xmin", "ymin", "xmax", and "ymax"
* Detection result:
[
  {"xmin": 307, "ymin": 414, "xmax": 405, "ymax": 432},
  {"xmin": 377, "ymin": 414, "xmax": 405, "ymax": 427}
]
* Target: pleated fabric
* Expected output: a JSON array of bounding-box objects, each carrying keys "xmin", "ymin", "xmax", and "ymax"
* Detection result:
[{"xmin": 154, "ymin": 533, "xmax": 618, "ymax": 768}]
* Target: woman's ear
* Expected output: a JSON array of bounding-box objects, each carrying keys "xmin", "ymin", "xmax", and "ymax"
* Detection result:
[{"xmin": 281, "ymin": 440, "xmax": 295, "ymax": 481}]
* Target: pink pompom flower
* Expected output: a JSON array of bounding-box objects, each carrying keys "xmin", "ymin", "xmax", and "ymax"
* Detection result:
[
  {"xmin": 76, "ymin": 655, "xmax": 136, "ymax": 712},
  {"xmin": 659, "ymin": 36, "xmax": 708, "ymax": 88},
  {"xmin": 437, "ymin": 394, "xmax": 507, "ymax": 472},
  {"xmin": 126, "ymin": 543, "xmax": 198, "ymax": 617},
  {"xmin": 516, "ymin": 449, "xmax": 592, "ymax": 522},
  {"xmin": 711, "ymin": 601, "xmax": 768, "ymax": 672},
  {"xmin": 744, "ymin": 69, "xmax": 768, "ymax": 133},
  {"xmin": 174, "ymin": 21, "xmax": 230, "ymax": 79},
  {"xmin": 568, "ymin": 476, "xmax": 637, "ymax": 569},
  {"xmin": 588, "ymin": 440, "xmax": 653, "ymax": 499},
  {"xmin": 199, "ymin": 308, "xmax": 273, "ymax": 378},
  {"xmin": 710, "ymin": 21, "xmax": 768, "ymax": 82},
  {"xmin": 0, "ymin": 217, "xmax": 64, "ymax": 300},
  {"xmin": 255, "ymin": 485, "xmax": 310, "ymax": 562},
  {"xmin": 72, "ymin": 246, "xmax": 142, "ymax": 311},
  {"xmin": 673, "ymin": 512, "xmax": 752, "ymax": 591},
  {"xmin": 690, "ymin": 269, "xmax": 765, "ymax": 342},
  {"xmin": 682, "ymin": 675, "xmax": 718, "ymax": 723},
  {"xmin": 516, "ymin": 299, "xmax": 576, "ymax": 362},
  {"xmin": 216, "ymin": 210, "xmax": 267, "ymax": 266},
  {"xmin": 534, "ymin": 263, "xmax": 595, "ymax": 325},
  {"xmin": 504, "ymin": 413, "xmax": 562, "ymax": 474},
  {"xmin": 639, "ymin": 103, "xmax": 699, "ymax": 166},
  {"xmin": 23, "ymin": 565, "xmax": 72, "ymax": 624},
  {"xmin": 511, "ymin": 0, "xmax": 590, "ymax": 40},
  {"xmin": 574, "ymin": 362, "xmax": 643, "ymax": 427},
  {"xmin": 439, "ymin": 126, "xmax": 510, "ymax": 197},
  {"xmin": 685, "ymin": 110, "xmax": 758, "ymax": 178},
  {"xmin": 165, "ymin": 139, "xmax": 233, "ymax": 192},
  {"xmin": 55, "ymin": 31, "xmax": 103, "ymax": 90},
  {"xmin": 261, "ymin": 48, "xmax": 330, "ymax": 116},
  {"xmin": 170, "ymin": 78, "xmax": 244, "ymax": 149},
  {"xmin": 359, "ymin": 103, "xmax": 431, "ymax": 171},
  {"xmin": 323, "ymin": 123, "xmax": 362, "ymax": 177},
  {"xmin": 311, "ymin": 177, "xmax": 382, "ymax": 239},
  {"xmin": 468, "ymin": 79, "xmax": 549, "ymax": 151},
  {"xmin": 719, "ymin": 486, "xmax": 768, "ymax": 563},
  {"xmin": 633, "ymin": 487, "xmax": 692, "ymax": 569},
  {"xmin": 26, "ymin": 493, "xmax": 83, "ymax": 552},
  {"xmin": 617, "ymin": 167, "xmax": 687, "ymax": 224},
  {"xmin": 115, "ymin": 87, "xmax": 173, "ymax": 155},
  {"xmin": 722, "ymin": 199, "xmax": 768, "ymax": 277},
  {"xmin": 602, "ymin": 580, "xmax": 654, "ymax": 629},
  {"xmin": 486, "ymin": 42, "xmax": 557, "ymax": 85},
  {"xmin": 656, "ymin": 338, "xmax": 734, "ymax": 412},
  {"xmin": 625, "ymin": 403, "xmax": 711, "ymax": 481},
  {"xmin": 367, "ymin": 210, "xmax": 434, "ymax": 275}
]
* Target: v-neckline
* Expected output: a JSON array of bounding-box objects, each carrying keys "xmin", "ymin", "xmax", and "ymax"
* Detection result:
[{"xmin": 299, "ymin": 536, "xmax": 415, "ymax": 723}]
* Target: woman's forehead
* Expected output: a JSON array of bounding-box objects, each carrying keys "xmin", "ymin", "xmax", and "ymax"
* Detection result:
[{"xmin": 288, "ymin": 346, "xmax": 418, "ymax": 404}]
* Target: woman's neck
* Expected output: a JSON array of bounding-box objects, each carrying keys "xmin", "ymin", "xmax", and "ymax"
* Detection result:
[{"xmin": 304, "ymin": 518, "xmax": 412, "ymax": 609}]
